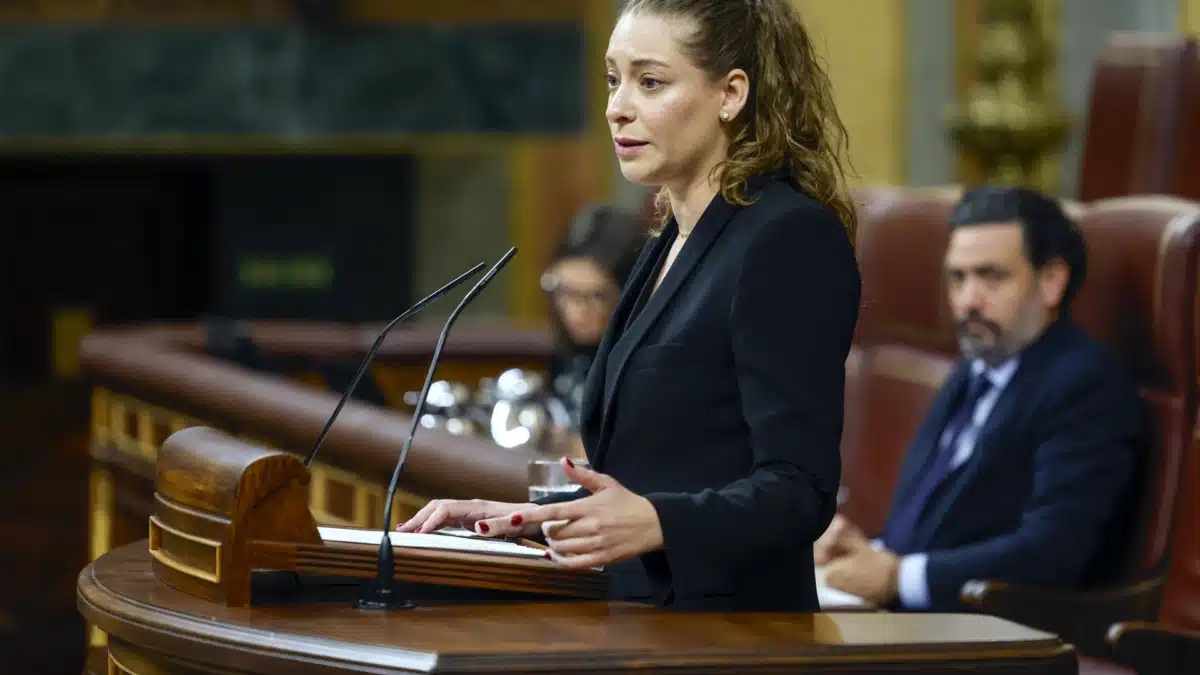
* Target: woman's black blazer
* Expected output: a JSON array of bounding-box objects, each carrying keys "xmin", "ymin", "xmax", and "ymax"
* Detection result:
[{"xmin": 538, "ymin": 170, "xmax": 861, "ymax": 612}]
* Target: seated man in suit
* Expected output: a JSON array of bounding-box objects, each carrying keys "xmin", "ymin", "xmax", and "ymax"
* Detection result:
[{"xmin": 815, "ymin": 185, "xmax": 1146, "ymax": 611}]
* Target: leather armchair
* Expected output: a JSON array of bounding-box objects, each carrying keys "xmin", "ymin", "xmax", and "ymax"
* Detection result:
[
  {"xmin": 849, "ymin": 187, "xmax": 1200, "ymax": 658},
  {"xmin": 1099, "ymin": 394, "xmax": 1200, "ymax": 674},
  {"xmin": 1078, "ymin": 34, "xmax": 1194, "ymax": 201},
  {"xmin": 1105, "ymin": 621, "xmax": 1200, "ymax": 675},
  {"xmin": 1086, "ymin": 45, "xmax": 1200, "ymax": 675},
  {"xmin": 960, "ymin": 196, "xmax": 1200, "ymax": 660},
  {"xmin": 1170, "ymin": 40, "xmax": 1200, "ymax": 199}
]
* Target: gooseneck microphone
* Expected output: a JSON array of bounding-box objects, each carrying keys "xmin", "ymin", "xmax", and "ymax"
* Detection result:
[
  {"xmin": 303, "ymin": 261, "xmax": 487, "ymax": 468},
  {"xmin": 356, "ymin": 246, "xmax": 518, "ymax": 611}
]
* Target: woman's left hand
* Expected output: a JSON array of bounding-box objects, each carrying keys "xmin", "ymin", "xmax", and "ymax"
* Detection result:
[{"xmin": 477, "ymin": 458, "xmax": 664, "ymax": 569}]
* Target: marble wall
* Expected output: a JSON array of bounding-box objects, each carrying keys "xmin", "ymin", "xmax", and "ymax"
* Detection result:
[
  {"xmin": 0, "ymin": 23, "xmax": 585, "ymax": 137},
  {"xmin": 0, "ymin": 21, "xmax": 593, "ymax": 321}
]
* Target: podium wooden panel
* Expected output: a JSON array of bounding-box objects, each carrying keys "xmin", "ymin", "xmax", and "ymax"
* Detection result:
[{"xmin": 80, "ymin": 542, "xmax": 1079, "ymax": 674}]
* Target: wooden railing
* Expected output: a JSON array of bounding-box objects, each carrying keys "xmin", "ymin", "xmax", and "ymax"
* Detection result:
[{"xmin": 79, "ymin": 319, "xmax": 556, "ymax": 646}]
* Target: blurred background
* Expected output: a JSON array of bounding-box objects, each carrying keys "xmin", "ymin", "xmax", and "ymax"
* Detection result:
[{"xmin": 1, "ymin": 0, "xmax": 1198, "ymax": 672}]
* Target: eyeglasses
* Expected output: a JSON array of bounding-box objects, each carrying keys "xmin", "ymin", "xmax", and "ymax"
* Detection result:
[{"xmin": 540, "ymin": 272, "xmax": 617, "ymax": 310}]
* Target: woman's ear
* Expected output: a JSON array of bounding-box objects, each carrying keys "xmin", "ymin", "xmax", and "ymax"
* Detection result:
[{"xmin": 719, "ymin": 68, "xmax": 750, "ymax": 122}]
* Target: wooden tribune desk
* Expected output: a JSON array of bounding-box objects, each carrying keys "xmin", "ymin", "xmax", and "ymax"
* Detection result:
[
  {"xmin": 77, "ymin": 427, "xmax": 1080, "ymax": 667},
  {"xmin": 80, "ymin": 542, "xmax": 1079, "ymax": 675},
  {"xmin": 78, "ymin": 427, "xmax": 1079, "ymax": 674}
]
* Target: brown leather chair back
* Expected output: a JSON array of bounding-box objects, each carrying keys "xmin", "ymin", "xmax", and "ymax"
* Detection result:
[
  {"xmin": 1157, "ymin": 46, "xmax": 1200, "ymax": 631},
  {"xmin": 1157, "ymin": 436, "xmax": 1200, "ymax": 630},
  {"xmin": 851, "ymin": 185, "xmax": 959, "ymax": 356},
  {"xmin": 839, "ymin": 344, "xmax": 953, "ymax": 535},
  {"xmin": 839, "ymin": 345, "xmax": 865, "ymax": 475},
  {"xmin": 1073, "ymin": 197, "xmax": 1200, "ymax": 577},
  {"xmin": 839, "ymin": 187, "xmax": 961, "ymax": 532},
  {"xmin": 1171, "ymin": 42, "xmax": 1200, "ymax": 200},
  {"xmin": 1164, "ymin": 51, "xmax": 1200, "ymax": 631},
  {"xmin": 1078, "ymin": 33, "xmax": 1193, "ymax": 201},
  {"xmin": 842, "ymin": 190, "xmax": 1200, "ymax": 579}
]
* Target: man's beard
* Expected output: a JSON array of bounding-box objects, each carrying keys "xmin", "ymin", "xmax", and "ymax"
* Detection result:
[{"xmin": 955, "ymin": 311, "xmax": 1013, "ymax": 366}]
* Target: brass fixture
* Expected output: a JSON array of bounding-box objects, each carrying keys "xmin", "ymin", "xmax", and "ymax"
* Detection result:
[{"xmin": 947, "ymin": 0, "xmax": 1069, "ymax": 191}]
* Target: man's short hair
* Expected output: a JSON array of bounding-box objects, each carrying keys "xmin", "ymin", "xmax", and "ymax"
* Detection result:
[{"xmin": 949, "ymin": 185, "xmax": 1087, "ymax": 310}]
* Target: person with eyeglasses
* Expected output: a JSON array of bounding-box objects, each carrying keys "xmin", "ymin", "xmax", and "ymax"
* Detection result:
[{"xmin": 541, "ymin": 205, "xmax": 648, "ymax": 453}]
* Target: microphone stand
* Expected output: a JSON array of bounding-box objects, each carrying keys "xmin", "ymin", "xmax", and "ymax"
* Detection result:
[
  {"xmin": 355, "ymin": 246, "xmax": 518, "ymax": 611},
  {"xmin": 303, "ymin": 262, "xmax": 486, "ymax": 468}
]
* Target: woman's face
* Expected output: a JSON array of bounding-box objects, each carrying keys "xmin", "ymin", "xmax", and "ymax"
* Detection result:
[
  {"xmin": 604, "ymin": 12, "xmax": 740, "ymax": 191},
  {"xmin": 544, "ymin": 257, "xmax": 621, "ymax": 346}
]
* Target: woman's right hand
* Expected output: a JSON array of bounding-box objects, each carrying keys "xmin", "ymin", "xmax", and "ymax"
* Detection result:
[{"xmin": 395, "ymin": 499, "xmax": 538, "ymax": 537}]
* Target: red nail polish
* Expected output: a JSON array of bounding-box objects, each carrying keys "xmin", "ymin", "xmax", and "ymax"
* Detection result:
[
  {"xmin": 479, "ymin": 522, "xmax": 490, "ymax": 533},
  {"xmin": 565, "ymin": 458, "xmax": 575, "ymax": 468},
  {"xmin": 511, "ymin": 514, "xmax": 523, "ymax": 526},
  {"xmin": 544, "ymin": 551, "xmax": 552, "ymax": 559}
]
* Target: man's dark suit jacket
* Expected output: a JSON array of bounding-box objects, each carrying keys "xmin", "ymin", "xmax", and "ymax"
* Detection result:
[
  {"xmin": 537, "ymin": 169, "xmax": 862, "ymax": 612},
  {"xmin": 882, "ymin": 317, "xmax": 1146, "ymax": 611}
]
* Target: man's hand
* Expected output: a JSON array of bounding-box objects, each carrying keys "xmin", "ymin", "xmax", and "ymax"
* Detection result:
[
  {"xmin": 813, "ymin": 514, "xmax": 869, "ymax": 565},
  {"xmin": 823, "ymin": 546, "xmax": 901, "ymax": 607},
  {"xmin": 477, "ymin": 458, "xmax": 664, "ymax": 569}
]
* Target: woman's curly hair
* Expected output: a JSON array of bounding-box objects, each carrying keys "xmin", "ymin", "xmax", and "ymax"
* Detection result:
[{"xmin": 623, "ymin": 0, "xmax": 857, "ymax": 244}]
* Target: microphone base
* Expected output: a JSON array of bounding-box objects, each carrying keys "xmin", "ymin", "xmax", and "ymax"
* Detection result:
[
  {"xmin": 354, "ymin": 587, "xmax": 417, "ymax": 611},
  {"xmin": 356, "ymin": 529, "xmax": 414, "ymax": 610}
]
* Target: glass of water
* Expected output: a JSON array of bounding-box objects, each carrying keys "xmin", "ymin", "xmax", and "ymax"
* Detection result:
[{"xmin": 527, "ymin": 457, "xmax": 588, "ymax": 501}]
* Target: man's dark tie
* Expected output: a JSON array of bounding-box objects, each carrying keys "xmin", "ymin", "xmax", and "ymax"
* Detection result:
[{"xmin": 883, "ymin": 371, "xmax": 995, "ymax": 553}]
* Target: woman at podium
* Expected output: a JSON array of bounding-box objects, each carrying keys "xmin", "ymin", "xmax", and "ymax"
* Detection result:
[{"xmin": 399, "ymin": 0, "xmax": 861, "ymax": 612}]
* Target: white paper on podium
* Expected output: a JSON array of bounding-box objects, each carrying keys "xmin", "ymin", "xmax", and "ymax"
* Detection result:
[
  {"xmin": 814, "ymin": 565, "xmax": 868, "ymax": 608},
  {"xmin": 317, "ymin": 526, "xmax": 547, "ymax": 559}
]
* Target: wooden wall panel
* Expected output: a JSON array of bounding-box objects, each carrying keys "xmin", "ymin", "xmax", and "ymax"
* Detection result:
[
  {"xmin": 792, "ymin": 0, "xmax": 908, "ymax": 187},
  {"xmin": 509, "ymin": 138, "xmax": 609, "ymax": 325},
  {"xmin": 1187, "ymin": 0, "xmax": 1200, "ymax": 33},
  {"xmin": 0, "ymin": 382, "xmax": 90, "ymax": 672}
]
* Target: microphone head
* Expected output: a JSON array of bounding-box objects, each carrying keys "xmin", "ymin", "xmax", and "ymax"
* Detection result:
[
  {"xmin": 462, "ymin": 247, "xmax": 519, "ymax": 296},
  {"xmin": 482, "ymin": 247, "xmax": 518, "ymax": 277}
]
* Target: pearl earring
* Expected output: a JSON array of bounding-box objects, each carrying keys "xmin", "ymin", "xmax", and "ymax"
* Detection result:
[{"xmin": 720, "ymin": 111, "xmax": 730, "ymax": 121}]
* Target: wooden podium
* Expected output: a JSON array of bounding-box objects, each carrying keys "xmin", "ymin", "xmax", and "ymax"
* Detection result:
[
  {"xmin": 77, "ymin": 427, "xmax": 1081, "ymax": 674},
  {"xmin": 145, "ymin": 426, "xmax": 604, "ymax": 606}
]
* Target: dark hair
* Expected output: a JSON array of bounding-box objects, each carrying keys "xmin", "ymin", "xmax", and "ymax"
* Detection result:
[
  {"xmin": 544, "ymin": 204, "xmax": 648, "ymax": 351},
  {"xmin": 547, "ymin": 204, "xmax": 648, "ymax": 289},
  {"xmin": 949, "ymin": 185, "xmax": 1088, "ymax": 310},
  {"xmin": 621, "ymin": 0, "xmax": 857, "ymax": 244}
]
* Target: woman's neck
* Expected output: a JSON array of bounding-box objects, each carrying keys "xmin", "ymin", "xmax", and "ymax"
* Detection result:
[{"xmin": 667, "ymin": 169, "xmax": 721, "ymax": 235}]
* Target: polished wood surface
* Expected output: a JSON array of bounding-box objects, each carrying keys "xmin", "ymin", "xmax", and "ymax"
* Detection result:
[
  {"xmin": 80, "ymin": 323, "xmax": 548, "ymax": 505},
  {"xmin": 80, "ymin": 319, "xmax": 559, "ymax": 654},
  {"xmin": 147, "ymin": 426, "xmax": 604, "ymax": 606},
  {"xmin": 81, "ymin": 542, "xmax": 1078, "ymax": 674}
]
